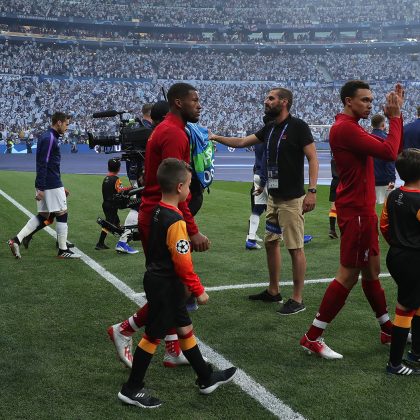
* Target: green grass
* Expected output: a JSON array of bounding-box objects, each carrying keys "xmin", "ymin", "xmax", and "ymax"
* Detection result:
[{"xmin": 0, "ymin": 170, "xmax": 419, "ymax": 420}]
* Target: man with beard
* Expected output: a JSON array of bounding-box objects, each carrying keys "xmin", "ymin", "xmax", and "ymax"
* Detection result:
[
  {"xmin": 210, "ymin": 87, "xmax": 318, "ymax": 315},
  {"xmin": 108, "ymin": 83, "xmax": 210, "ymax": 369}
]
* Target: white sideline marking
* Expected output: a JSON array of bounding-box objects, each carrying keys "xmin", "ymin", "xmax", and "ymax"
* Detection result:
[
  {"xmin": 0, "ymin": 188, "xmax": 304, "ymax": 420},
  {"xmin": 133, "ymin": 273, "xmax": 391, "ymax": 298}
]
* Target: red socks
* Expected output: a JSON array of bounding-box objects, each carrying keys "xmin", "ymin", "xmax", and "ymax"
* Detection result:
[
  {"xmin": 165, "ymin": 328, "xmax": 181, "ymax": 355},
  {"xmin": 361, "ymin": 279, "xmax": 392, "ymax": 334},
  {"xmin": 307, "ymin": 279, "xmax": 350, "ymax": 341},
  {"xmin": 119, "ymin": 304, "xmax": 150, "ymax": 336}
]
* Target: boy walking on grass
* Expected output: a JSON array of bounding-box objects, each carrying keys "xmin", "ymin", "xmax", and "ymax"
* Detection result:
[
  {"xmin": 380, "ymin": 148, "xmax": 420, "ymax": 375},
  {"xmin": 117, "ymin": 158, "xmax": 236, "ymax": 408}
]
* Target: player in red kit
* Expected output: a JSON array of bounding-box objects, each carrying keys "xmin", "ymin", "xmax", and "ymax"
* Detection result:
[
  {"xmin": 300, "ymin": 81, "xmax": 404, "ymax": 359},
  {"xmin": 108, "ymin": 83, "xmax": 210, "ymax": 368}
]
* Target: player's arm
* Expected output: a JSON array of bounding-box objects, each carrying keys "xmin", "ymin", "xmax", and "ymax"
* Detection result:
[
  {"xmin": 254, "ymin": 150, "xmax": 267, "ymax": 196},
  {"xmin": 114, "ymin": 178, "xmax": 131, "ymax": 193},
  {"xmin": 36, "ymin": 138, "xmax": 49, "ymax": 187},
  {"xmin": 258, "ymin": 151, "xmax": 267, "ymax": 188},
  {"xmin": 209, "ymin": 132, "xmax": 260, "ymax": 148},
  {"xmin": 379, "ymin": 198, "xmax": 391, "ymax": 244},
  {"xmin": 166, "ymin": 219, "xmax": 206, "ymax": 298},
  {"xmin": 35, "ymin": 136, "xmax": 50, "ymax": 193},
  {"xmin": 348, "ymin": 89, "xmax": 403, "ymax": 160},
  {"xmin": 161, "ymin": 132, "xmax": 208, "ymax": 249},
  {"xmin": 344, "ymin": 117, "xmax": 402, "ymax": 161},
  {"xmin": 302, "ymin": 142, "xmax": 319, "ymax": 213}
]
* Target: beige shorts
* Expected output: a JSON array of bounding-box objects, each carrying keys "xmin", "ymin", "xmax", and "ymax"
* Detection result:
[
  {"xmin": 36, "ymin": 187, "xmax": 67, "ymax": 213},
  {"xmin": 265, "ymin": 195, "xmax": 305, "ymax": 249}
]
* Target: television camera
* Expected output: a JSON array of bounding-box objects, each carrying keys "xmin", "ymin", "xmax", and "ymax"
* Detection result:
[{"xmin": 88, "ymin": 110, "xmax": 152, "ymax": 164}]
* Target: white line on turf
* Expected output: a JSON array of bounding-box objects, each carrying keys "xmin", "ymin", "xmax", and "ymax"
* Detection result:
[
  {"xmin": 0, "ymin": 188, "xmax": 304, "ymax": 420},
  {"xmin": 133, "ymin": 272, "xmax": 391, "ymax": 298}
]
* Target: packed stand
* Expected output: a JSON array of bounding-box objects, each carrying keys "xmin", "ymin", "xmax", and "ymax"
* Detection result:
[
  {"xmin": 2, "ymin": 42, "xmax": 419, "ymax": 84},
  {"xmin": 1, "ymin": 76, "xmax": 419, "ymax": 145},
  {"xmin": 0, "ymin": 0, "xmax": 419, "ymax": 25}
]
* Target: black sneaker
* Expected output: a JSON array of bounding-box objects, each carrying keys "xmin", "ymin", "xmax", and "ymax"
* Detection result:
[
  {"xmin": 328, "ymin": 230, "xmax": 338, "ymax": 239},
  {"xmin": 248, "ymin": 289, "xmax": 283, "ymax": 303},
  {"xmin": 22, "ymin": 234, "xmax": 33, "ymax": 249},
  {"xmin": 196, "ymin": 366, "xmax": 237, "ymax": 395},
  {"xmin": 386, "ymin": 362, "xmax": 420, "ymax": 376},
  {"xmin": 277, "ymin": 298, "xmax": 306, "ymax": 315},
  {"xmin": 404, "ymin": 351, "xmax": 420, "ymax": 367},
  {"xmin": 95, "ymin": 243, "xmax": 110, "ymax": 250},
  {"xmin": 57, "ymin": 248, "xmax": 81, "ymax": 259},
  {"xmin": 118, "ymin": 384, "xmax": 162, "ymax": 408}
]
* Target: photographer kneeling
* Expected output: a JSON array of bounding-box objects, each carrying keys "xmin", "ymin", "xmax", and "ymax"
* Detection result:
[{"xmin": 95, "ymin": 158, "xmax": 139, "ymax": 254}]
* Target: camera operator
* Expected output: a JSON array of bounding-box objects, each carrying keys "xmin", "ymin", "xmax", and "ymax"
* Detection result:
[
  {"xmin": 107, "ymin": 102, "xmax": 171, "ymax": 250},
  {"xmin": 95, "ymin": 158, "xmax": 139, "ymax": 254},
  {"xmin": 139, "ymin": 103, "xmax": 153, "ymax": 129},
  {"xmin": 126, "ymin": 103, "xmax": 154, "ymax": 187}
]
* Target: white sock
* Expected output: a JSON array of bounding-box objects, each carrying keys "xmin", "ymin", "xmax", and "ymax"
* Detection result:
[
  {"xmin": 164, "ymin": 334, "xmax": 178, "ymax": 342},
  {"xmin": 119, "ymin": 229, "xmax": 130, "ymax": 243},
  {"xmin": 17, "ymin": 216, "xmax": 41, "ymax": 243},
  {"xmin": 127, "ymin": 316, "xmax": 141, "ymax": 332},
  {"xmin": 247, "ymin": 214, "xmax": 260, "ymax": 241},
  {"xmin": 56, "ymin": 222, "xmax": 68, "ymax": 250}
]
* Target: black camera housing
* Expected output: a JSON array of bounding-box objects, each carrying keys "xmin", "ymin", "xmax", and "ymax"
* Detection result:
[{"xmin": 88, "ymin": 125, "xmax": 152, "ymax": 154}]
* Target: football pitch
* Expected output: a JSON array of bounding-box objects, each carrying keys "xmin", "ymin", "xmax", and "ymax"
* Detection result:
[{"xmin": 1, "ymin": 170, "xmax": 419, "ymax": 420}]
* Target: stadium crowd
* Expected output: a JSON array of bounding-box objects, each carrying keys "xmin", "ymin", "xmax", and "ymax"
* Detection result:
[
  {"xmin": 1, "ymin": 76, "xmax": 419, "ymax": 145},
  {"xmin": 0, "ymin": 42, "xmax": 330, "ymax": 82},
  {"xmin": 1, "ymin": 42, "xmax": 419, "ymax": 84},
  {"xmin": 0, "ymin": 0, "xmax": 419, "ymax": 25}
]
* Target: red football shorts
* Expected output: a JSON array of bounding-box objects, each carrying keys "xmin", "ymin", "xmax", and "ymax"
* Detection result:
[{"xmin": 338, "ymin": 214, "xmax": 379, "ymax": 268}]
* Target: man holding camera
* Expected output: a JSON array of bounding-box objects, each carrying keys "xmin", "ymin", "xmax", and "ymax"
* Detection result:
[{"xmin": 95, "ymin": 158, "xmax": 139, "ymax": 254}]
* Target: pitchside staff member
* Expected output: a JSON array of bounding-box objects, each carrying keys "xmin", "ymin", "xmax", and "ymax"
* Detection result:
[{"xmin": 210, "ymin": 87, "xmax": 319, "ymax": 316}]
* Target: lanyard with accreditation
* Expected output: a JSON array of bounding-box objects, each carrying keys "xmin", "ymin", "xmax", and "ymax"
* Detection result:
[{"xmin": 266, "ymin": 123, "xmax": 288, "ymax": 189}]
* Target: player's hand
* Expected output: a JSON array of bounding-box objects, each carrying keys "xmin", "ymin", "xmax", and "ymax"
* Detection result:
[
  {"xmin": 302, "ymin": 192, "xmax": 316, "ymax": 214},
  {"xmin": 190, "ymin": 232, "xmax": 210, "ymax": 252},
  {"xmin": 384, "ymin": 91, "xmax": 401, "ymax": 118},
  {"xmin": 394, "ymin": 83, "xmax": 405, "ymax": 109},
  {"xmin": 197, "ymin": 291, "xmax": 209, "ymax": 305},
  {"xmin": 387, "ymin": 182, "xmax": 395, "ymax": 191},
  {"xmin": 253, "ymin": 186, "xmax": 264, "ymax": 196},
  {"xmin": 64, "ymin": 188, "xmax": 70, "ymax": 197},
  {"xmin": 35, "ymin": 190, "xmax": 45, "ymax": 201}
]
